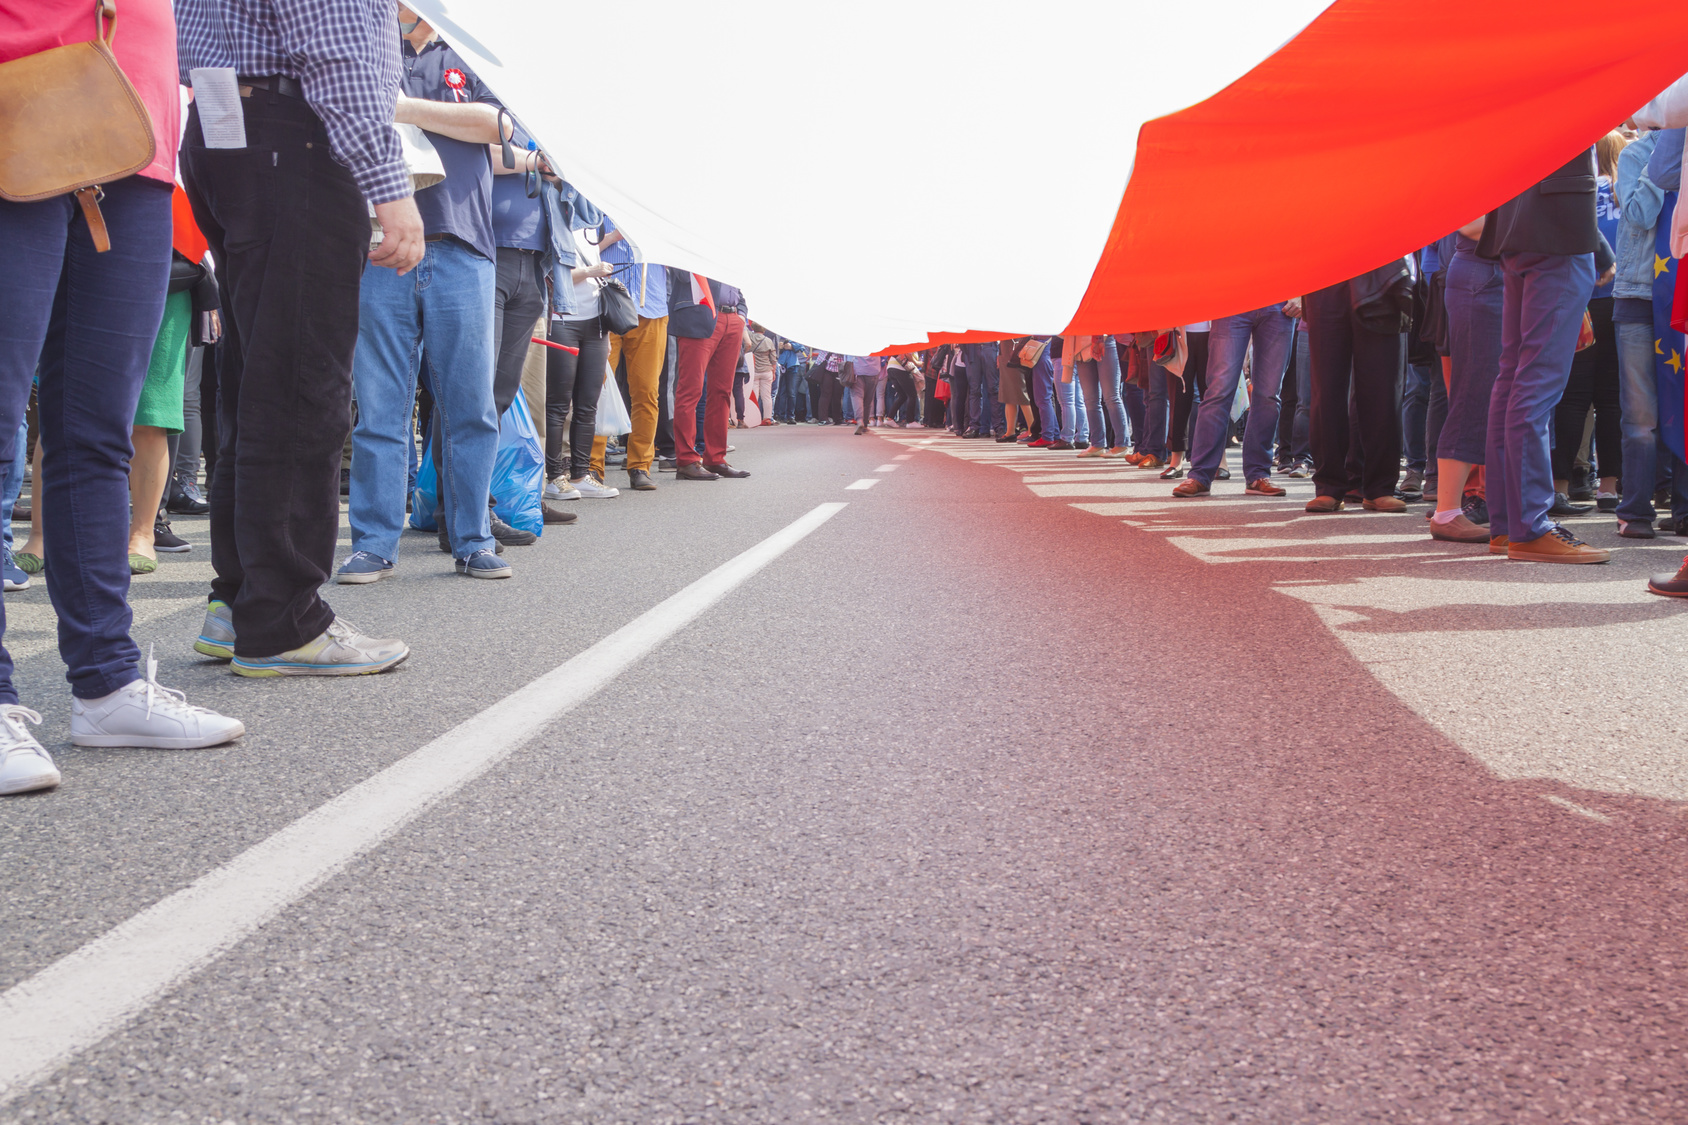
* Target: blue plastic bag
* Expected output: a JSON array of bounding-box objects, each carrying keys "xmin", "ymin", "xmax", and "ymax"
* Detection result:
[{"xmin": 409, "ymin": 387, "xmax": 545, "ymax": 537}]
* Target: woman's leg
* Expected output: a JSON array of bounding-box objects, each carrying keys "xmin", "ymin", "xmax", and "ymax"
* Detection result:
[
  {"xmin": 545, "ymin": 319, "xmax": 581, "ymax": 481},
  {"xmin": 127, "ymin": 425, "xmax": 170, "ymax": 559},
  {"xmin": 17, "ymin": 442, "xmax": 44, "ymax": 562},
  {"xmin": 568, "ymin": 326, "xmax": 612, "ymax": 481}
]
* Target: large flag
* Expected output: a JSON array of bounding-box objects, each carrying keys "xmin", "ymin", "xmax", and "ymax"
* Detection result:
[
  {"xmin": 1658, "ymin": 192, "xmax": 1686, "ymax": 461},
  {"xmin": 411, "ymin": 0, "xmax": 1688, "ymax": 354}
]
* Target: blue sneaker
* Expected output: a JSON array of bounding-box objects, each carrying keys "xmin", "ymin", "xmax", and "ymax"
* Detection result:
[
  {"xmin": 2, "ymin": 547, "xmax": 28, "ymax": 592},
  {"xmin": 335, "ymin": 551, "xmax": 394, "ymax": 585},
  {"xmin": 455, "ymin": 549, "xmax": 512, "ymax": 579},
  {"xmin": 194, "ymin": 599, "xmax": 235, "ymax": 660}
]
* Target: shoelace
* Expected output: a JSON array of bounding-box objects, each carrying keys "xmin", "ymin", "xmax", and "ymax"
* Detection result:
[
  {"xmin": 141, "ymin": 643, "xmax": 205, "ymax": 721},
  {"xmin": 0, "ymin": 704, "xmax": 43, "ymax": 751},
  {"xmin": 1547, "ymin": 525, "xmax": 1586, "ymax": 548}
]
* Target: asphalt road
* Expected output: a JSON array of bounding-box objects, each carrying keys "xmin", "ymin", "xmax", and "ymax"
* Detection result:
[{"xmin": 3, "ymin": 425, "xmax": 1688, "ymax": 1124}]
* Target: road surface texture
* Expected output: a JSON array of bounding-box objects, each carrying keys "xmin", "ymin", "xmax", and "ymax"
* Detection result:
[{"xmin": 3, "ymin": 425, "xmax": 1687, "ymax": 1124}]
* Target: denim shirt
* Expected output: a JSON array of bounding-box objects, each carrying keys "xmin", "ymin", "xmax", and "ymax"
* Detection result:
[
  {"xmin": 540, "ymin": 180, "xmax": 606, "ymax": 316},
  {"xmin": 1615, "ymin": 132, "xmax": 1663, "ymax": 301}
]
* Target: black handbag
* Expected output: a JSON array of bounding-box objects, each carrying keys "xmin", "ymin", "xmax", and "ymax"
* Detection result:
[{"xmin": 599, "ymin": 277, "xmax": 639, "ymax": 335}]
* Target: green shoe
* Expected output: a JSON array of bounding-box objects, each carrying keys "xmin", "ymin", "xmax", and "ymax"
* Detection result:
[
  {"xmin": 13, "ymin": 553, "xmax": 42, "ymax": 575},
  {"xmin": 128, "ymin": 553, "xmax": 157, "ymax": 575}
]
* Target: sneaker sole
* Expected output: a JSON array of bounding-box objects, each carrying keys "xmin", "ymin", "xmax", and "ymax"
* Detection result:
[
  {"xmin": 1506, "ymin": 551, "xmax": 1611, "ymax": 564},
  {"xmin": 1245, "ymin": 489, "xmax": 1285, "ymax": 497},
  {"xmin": 231, "ymin": 651, "xmax": 410, "ymax": 677},
  {"xmin": 154, "ymin": 544, "xmax": 193, "ymax": 554},
  {"xmin": 71, "ymin": 722, "xmax": 245, "ymax": 749},
  {"xmin": 458, "ymin": 567, "xmax": 513, "ymax": 579},
  {"xmin": 3, "ymin": 579, "xmax": 27, "ymax": 592},
  {"xmin": 334, "ymin": 569, "xmax": 392, "ymax": 585},
  {"xmin": 193, "ymin": 637, "xmax": 234, "ymax": 660},
  {"xmin": 0, "ymin": 767, "xmax": 60, "ymax": 794}
]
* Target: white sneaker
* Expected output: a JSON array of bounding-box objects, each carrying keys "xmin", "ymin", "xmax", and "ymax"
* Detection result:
[
  {"xmin": 231, "ymin": 617, "xmax": 409, "ymax": 678},
  {"xmin": 0, "ymin": 705, "xmax": 58, "ymax": 794},
  {"xmin": 70, "ymin": 650, "xmax": 245, "ymax": 749},
  {"xmin": 544, "ymin": 478, "xmax": 580, "ymax": 501},
  {"xmin": 570, "ymin": 474, "xmax": 620, "ymax": 499}
]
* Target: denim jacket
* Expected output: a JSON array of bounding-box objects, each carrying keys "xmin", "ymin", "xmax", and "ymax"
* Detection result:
[
  {"xmin": 1614, "ymin": 132, "xmax": 1663, "ymax": 301},
  {"xmin": 539, "ymin": 180, "xmax": 606, "ymax": 316}
]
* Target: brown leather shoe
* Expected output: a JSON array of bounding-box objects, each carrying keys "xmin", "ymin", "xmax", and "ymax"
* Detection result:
[
  {"xmin": 1428, "ymin": 513, "xmax": 1489, "ymax": 543},
  {"xmin": 1489, "ymin": 534, "xmax": 1510, "ymax": 555},
  {"xmin": 1171, "ymin": 478, "xmax": 1210, "ymax": 498},
  {"xmin": 1647, "ymin": 557, "xmax": 1688, "ymax": 596},
  {"xmin": 1245, "ymin": 478, "xmax": 1286, "ymax": 497},
  {"xmin": 1138, "ymin": 456, "xmax": 1165, "ymax": 470},
  {"xmin": 676, "ymin": 462, "xmax": 719, "ymax": 481},
  {"xmin": 1305, "ymin": 494, "xmax": 1344, "ymax": 513},
  {"xmin": 1507, "ymin": 526, "xmax": 1611, "ymax": 564},
  {"xmin": 704, "ymin": 462, "xmax": 750, "ymax": 479},
  {"xmin": 1363, "ymin": 495, "xmax": 1407, "ymax": 512}
]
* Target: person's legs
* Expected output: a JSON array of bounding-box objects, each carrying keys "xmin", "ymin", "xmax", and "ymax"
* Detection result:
[
  {"xmin": 1550, "ymin": 329, "xmax": 1596, "ymax": 486},
  {"xmin": 1585, "ymin": 298, "xmax": 1622, "ymax": 492},
  {"xmin": 545, "ymin": 318, "xmax": 583, "ymax": 479},
  {"xmin": 173, "ymin": 345, "xmax": 204, "ymax": 489},
  {"xmin": 1141, "ymin": 357, "xmax": 1169, "ymax": 460},
  {"xmin": 491, "ymin": 249, "xmax": 546, "ymax": 420},
  {"xmin": 754, "ymin": 369, "xmax": 774, "ymax": 422},
  {"xmin": 417, "ymin": 244, "xmax": 499, "ymax": 558},
  {"xmin": 565, "ymin": 324, "xmax": 611, "ymax": 481},
  {"xmin": 348, "ymin": 260, "xmax": 423, "ymax": 562},
  {"xmin": 1401, "ymin": 362, "xmax": 1430, "ymax": 475},
  {"xmin": 1097, "ymin": 339, "xmax": 1130, "ymax": 450},
  {"xmin": 1187, "ymin": 314, "xmax": 1250, "ymax": 484},
  {"xmin": 1425, "ymin": 358, "xmax": 1448, "ymax": 500},
  {"xmin": 1122, "ymin": 378, "xmax": 1146, "ymax": 450},
  {"xmin": 182, "ymin": 93, "xmax": 364, "ymax": 657},
  {"xmin": 1351, "ymin": 328, "xmax": 1405, "ymax": 499},
  {"xmin": 702, "ymin": 313, "xmax": 743, "ymax": 463},
  {"xmin": 1501, "ymin": 251, "xmax": 1596, "ymax": 543},
  {"xmin": 1239, "ymin": 307, "xmax": 1291, "ymax": 484},
  {"xmin": 31, "ymin": 177, "xmax": 172, "ymax": 696},
  {"xmin": 617, "ymin": 315, "xmax": 669, "ymax": 472},
  {"xmin": 1291, "ymin": 328, "xmax": 1312, "ymax": 465},
  {"xmin": 1616, "ymin": 320, "xmax": 1659, "ymax": 524},
  {"xmin": 127, "ymin": 426, "xmax": 171, "ymax": 560},
  {"xmin": 1052, "ymin": 362, "xmax": 1077, "ymax": 443},
  {"xmin": 1305, "ymin": 282, "xmax": 1357, "ymax": 501}
]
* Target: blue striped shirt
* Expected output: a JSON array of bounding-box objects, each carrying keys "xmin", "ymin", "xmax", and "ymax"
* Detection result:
[{"xmin": 174, "ymin": 0, "xmax": 411, "ymax": 204}]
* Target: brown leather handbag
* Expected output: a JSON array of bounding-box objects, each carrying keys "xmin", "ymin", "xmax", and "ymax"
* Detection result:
[{"xmin": 0, "ymin": 0, "xmax": 156, "ymax": 252}]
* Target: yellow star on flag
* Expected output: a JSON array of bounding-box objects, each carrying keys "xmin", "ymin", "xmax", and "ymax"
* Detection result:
[
  {"xmin": 1657, "ymin": 255, "xmax": 1673, "ymax": 278},
  {"xmin": 1670, "ymin": 350, "xmax": 1685, "ymax": 376},
  {"xmin": 1659, "ymin": 339, "xmax": 1666, "ymax": 355}
]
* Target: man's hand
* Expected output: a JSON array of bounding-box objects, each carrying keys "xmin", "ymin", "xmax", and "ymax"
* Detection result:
[
  {"xmin": 1282, "ymin": 298, "xmax": 1303, "ymax": 318},
  {"xmin": 371, "ymin": 196, "xmax": 425, "ymax": 275},
  {"xmin": 1597, "ymin": 264, "xmax": 1616, "ymax": 289}
]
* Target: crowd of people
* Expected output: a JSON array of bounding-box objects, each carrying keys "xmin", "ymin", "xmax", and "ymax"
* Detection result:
[{"xmin": 0, "ymin": 0, "xmax": 1684, "ymax": 798}]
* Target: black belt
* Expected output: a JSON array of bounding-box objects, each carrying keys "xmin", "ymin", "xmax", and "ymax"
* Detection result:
[{"xmin": 238, "ymin": 75, "xmax": 304, "ymax": 100}]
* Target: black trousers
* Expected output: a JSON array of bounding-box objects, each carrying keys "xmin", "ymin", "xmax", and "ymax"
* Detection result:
[
  {"xmin": 811, "ymin": 366, "xmax": 839, "ymax": 423},
  {"xmin": 947, "ymin": 371, "xmax": 971, "ymax": 430},
  {"xmin": 886, "ymin": 369, "xmax": 918, "ymax": 422},
  {"xmin": 1551, "ymin": 295, "xmax": 1621, "ymax": 482},
  {"xmin": 492, "ymin": 248, "xmax": 547, "ymax": 416},
  {"xmin": 181, "ymin": 91, "xmax": 365, "ymax": 657},
  {"xmin": 546, "ymin": 316, "xmax": 610, "ymax": 480},
  {"xmin": 655, "ymin": 335, "xmax": 675, "ymax": 459},
  {"xmin": 1169, "ymin": 331, "xmax": 1208, "ymax": 453},
  {"xmin": 1305, "ymin": 281, "xmax": 1404, "ymax": 500}
]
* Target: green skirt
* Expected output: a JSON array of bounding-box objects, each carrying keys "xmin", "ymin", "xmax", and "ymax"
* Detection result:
[{"xmin": 134, "ymin": 289, "xmax": 189, "ymax": 434}]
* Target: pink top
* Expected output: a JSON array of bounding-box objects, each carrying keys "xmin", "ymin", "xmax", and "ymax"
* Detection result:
[{"xmin": 0, "ymin": 0, "xmax": 180, "ymax": 184}]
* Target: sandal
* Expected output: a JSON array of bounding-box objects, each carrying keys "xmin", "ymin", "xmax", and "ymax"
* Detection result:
[{"xmin": 13, "ymin": 552, "xmax": 42, "ymax": 575}]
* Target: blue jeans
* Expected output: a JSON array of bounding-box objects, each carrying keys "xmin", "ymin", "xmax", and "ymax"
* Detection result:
[
  {"xmin": 1123, "ymin": 380, "xmax": 1146, "ymax": 449},
  {"xmin": 351, "ymin": 239, "xmax": 498, "ymax": 561},
  {"xmin": 1189, "ymin": 305, "xmax": 1291, "ymax": 485},
  {"xmin": 0, "ymin": 419, "xmax": 25, "ymax": 553},
  {"xmin": 1075, "ymin": 355, "xmax": 1127, "ymax": 451},
  {"xmin": 1402, "ymin": 363, "xmax": 1431, "ymax": 472},
  {"xmin": 0, "ymin": 176, "xmax": 170, "ymax": 701},
  {"xmin": 1033, "ymin": 351, "xmax": 1073, "ymax": 441},
  {"xmin": 971, "ymin": 362, "xmax": 999, "ymax": 433},
  {"xmin": 1486, "ymin": 251, "xmax": 1596, "ymax": 543},
  {"xmin": 1616, "ymin": 319, "xmax": 1660, "ymax": 523}
]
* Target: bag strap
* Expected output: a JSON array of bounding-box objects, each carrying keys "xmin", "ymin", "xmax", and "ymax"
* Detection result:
[
  {"xmin": 97, "ymin": 0, "xmax": 116, "ymax": 47},
  {"xmin": 75, "ymin": 187, "xmax": 111, "ymax": 252}
]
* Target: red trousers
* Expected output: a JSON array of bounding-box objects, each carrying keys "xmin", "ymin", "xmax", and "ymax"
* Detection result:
[{"xmin": 674, "ymin": 312, "xmax": 744, "ymax": 466}]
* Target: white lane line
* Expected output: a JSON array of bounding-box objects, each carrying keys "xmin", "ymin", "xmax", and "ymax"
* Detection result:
[
  {"xmin": 892, "ymin": 455, "xmax": 912, "ymax": 461},
  {"xmin": 845, "ymin": 478, "xmax": 880, "ymax": 490},
  {"xmin": 873, "ymin": 464, "xmax": 900, "ymax": 473},
  {"xmin": 0, "ymin": 501, "xmax": 848, "ymax": 1107}
]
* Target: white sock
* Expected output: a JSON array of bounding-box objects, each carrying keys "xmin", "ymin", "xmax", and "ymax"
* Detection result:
[{"xmin": 1430, "ymin": 509, "xmax": 1463, "ymax": 525}]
